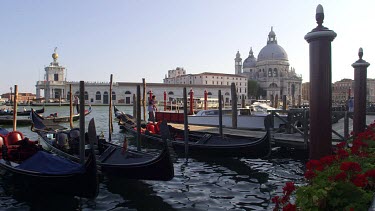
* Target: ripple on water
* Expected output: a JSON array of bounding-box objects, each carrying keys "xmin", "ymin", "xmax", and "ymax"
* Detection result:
[{"xmin": 1, "ymin": 106, "xmax": 307, "ymax": 210}]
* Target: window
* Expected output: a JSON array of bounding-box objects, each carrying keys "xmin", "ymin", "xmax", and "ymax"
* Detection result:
[
  {"xmin": 125, "ymin": 91, "xmax": 131, "ymax": 94},
  {"xmin": 168, "ymin": 91, "xmax": 174, "ymax": 95},
  {"xmin": 95, "ymin": 91, "xmax": 101, "ymax": 100},
  {"xmin": 207, "ymin": 92, "xmax": 212, "ymax": 95},
  {"xmin": 112, "ymin": 91, "xmax": 116, "ymax": 101},
  {"xmin": 84, "ymin": 91, "xmax": 89, "ymax": 100},
  {"xmin": 273, "ymin": 68, "xmax": 278, "ymax": 77},
  {"xmin": 54, "ymin": 74, "xmax": 58, "ymax": 81},
  {"xmin": 268, "ymin": 68, "xmax": 272, "ymax": 77},
  {"xmin": 66, "ymin": 91, "xmax": 71, "ymax": 101}
]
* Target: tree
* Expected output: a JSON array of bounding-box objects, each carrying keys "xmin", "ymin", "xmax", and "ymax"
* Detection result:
[{"xmin": 247, "ymin": 80, "xmax": 259, "ymax": 99}]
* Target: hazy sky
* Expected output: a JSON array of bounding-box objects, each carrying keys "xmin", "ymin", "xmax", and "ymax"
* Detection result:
[{"xmin": 0, "ymin": 0, "xmax": 374, "ymax": 94}]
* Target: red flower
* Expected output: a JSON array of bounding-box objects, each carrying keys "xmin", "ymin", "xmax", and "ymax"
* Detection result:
[
  {"xmin": 282, "ymin": 182, "xmax": 295, "ymax": 195},
  {"xmin": 365, "ymin": 169, "xmax": 375, "ymax": 178},
  {"xmin": 282, "ymin": 203, "xmax": 296, "ymax": 211},
  {"xmin": 306, "ymin": 160, "xmax": 322, "ymax": 171},
  {"xmin": 351, "ymin": 174, "xmax": 368, "ymax": 187},
  {"xmin": 336, "ymin": 149, "xmax": 349, "ymax": 159},
  {"xmin": 336, "ymin": 142, "xmax": 346, "ymax": 149},
  {"xmin": 320, "ymin": 155, "xmax": 336, "ymax": 167},
  {"xmin": 271, "ymin": 196, "xmax": 279, "ymax": 204},
  {"xmin": 304, "ymin": 170, "xmax": 316, "ymax": 180},
  {"xmin": 334, "ymin": 171, "xmax": 347, "ymax": 181},
  {"xmin": 340, "ymin": 162, "xmax": 362, "ymax": 172}
]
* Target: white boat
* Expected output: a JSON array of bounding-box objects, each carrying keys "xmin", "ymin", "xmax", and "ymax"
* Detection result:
[{"xmin": 188, "ymin": 102, "xmax": 287, "ymax": 130}]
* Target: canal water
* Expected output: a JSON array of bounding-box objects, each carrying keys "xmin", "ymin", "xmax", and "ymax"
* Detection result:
[{"xmin": 0, "ymin": 105, "xmax": 306, "ymax": 210}]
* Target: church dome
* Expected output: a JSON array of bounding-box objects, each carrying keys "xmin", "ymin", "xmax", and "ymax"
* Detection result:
[
  {"xmin": 257, "ymin": 27, "xmax": 288, "ymax": 62},
  {"xmin": 243, "ymin": 47, "xmax": 257, "ymax": 68}
]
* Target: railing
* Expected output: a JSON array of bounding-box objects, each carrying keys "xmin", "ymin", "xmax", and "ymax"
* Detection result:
[{"xmin": 269, "ymin": 109, "xmax": 356, "ymax": 149}]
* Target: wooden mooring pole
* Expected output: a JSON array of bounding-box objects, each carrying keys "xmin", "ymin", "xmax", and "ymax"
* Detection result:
[
  {"xmin": 352, "ymin": 48, "xmax": 370, "ymax": 136},
  {"xmin": 137, "ymin": 85, "xmax": 141, "ymax": 151},
  {"xmin": 142, "ymin": 78, "xmax": 146, "ymax": 121},
  {"xmin": 231, "ymin": 83, "xmax": 237, "ymax": 129},
  {"xmin": 79, "ymin": 81, "xmax": 85, "ymax": 164},
  {"xmin": 218, "ymin": 90, "xmax": 223, "ymax": 138},
  {"xmin": 183, "ymin": 87, "xmax": 189, "ymax": 160},
  {"xmin": 305, "ymin": 4, "xmax": 336, "ymax": 159}
]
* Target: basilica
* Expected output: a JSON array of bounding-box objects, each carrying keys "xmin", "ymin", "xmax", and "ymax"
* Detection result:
[{"xmin": 235, "ymin": 27, "xmax": 302, "ymax": 106}]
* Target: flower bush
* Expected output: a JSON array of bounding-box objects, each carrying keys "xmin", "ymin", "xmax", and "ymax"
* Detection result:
[{"xmin": 273, "ymin": 122, "xmax": 375, "ymax": 211}]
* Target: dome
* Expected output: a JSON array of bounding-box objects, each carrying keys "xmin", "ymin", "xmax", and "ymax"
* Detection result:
[
  {"xmin": 257, "ymin": 27, "xmax": 288, "ymax": 62},
  {"xmin": 243, "ymin": 47, "xmax": 257, "ymax": 68}
]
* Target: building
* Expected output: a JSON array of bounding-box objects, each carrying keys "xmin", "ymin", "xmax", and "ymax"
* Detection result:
[
  {"xmin": 332, "ymin": 79, "xmax": 353, "ymax": 105},
  {"xmin": 0, "ymin": 92, "xmax": 36, "ymax": 104},
  {"xmin": 163, "ymin": 68, "xmax": 247, "ymax": 101},
  {"xmin": 35, "ymin": 50, "xmax": 233, "ymax": 106},
  {"xmin": 332, "ymin": 78, "xmax": 375, "ymax": 105},
  {"xmin": 301, "ymin": 82, "xmax": 310, "ymax": 103},
  {"xmin": 235, "ymin": 27, "xmax": 303, "ymax": 106}
]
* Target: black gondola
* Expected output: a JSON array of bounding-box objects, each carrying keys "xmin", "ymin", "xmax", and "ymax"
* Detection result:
[
  {"xmin": 36, "ymin": 106, "xmax": 92, "ymax": 123},
  {"xmin": 114, "ymin": 105, "xmax": 272, "ymax": 158},
  {"xmin": 0, "ymin": 107, "xmax": 44, "ymax": 116},
  {"xmin": 0, "ymin": 120, "xmax": 99, "ymax": 198},
  {"xmin": 30, "ymin": 109, "xmax": 174, "ymax": 181}
]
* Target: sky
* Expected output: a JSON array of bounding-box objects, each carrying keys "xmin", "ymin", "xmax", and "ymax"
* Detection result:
[{"xmin": 0, "ymin": 0, "xmax": 374, "ymax": 95}]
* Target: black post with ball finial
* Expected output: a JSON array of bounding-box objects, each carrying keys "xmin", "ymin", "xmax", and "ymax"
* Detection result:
[
  {"xmin": 352, "ymin": 48, "xmax": 370, "ymax": 136},
  {"xmin": 304, "ymin": 4, "xmax": 337, "ymax": 160}
]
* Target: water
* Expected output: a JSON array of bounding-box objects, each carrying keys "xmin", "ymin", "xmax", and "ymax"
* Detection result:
[{"xmin": 0, "ymin": 106, "xmax": 306, "ymax": 210}]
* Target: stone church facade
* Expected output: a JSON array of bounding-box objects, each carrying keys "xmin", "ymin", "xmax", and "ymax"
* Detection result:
[{"xmin": 235, "ymin": 27, "xmax": 303, "ymax": 106}]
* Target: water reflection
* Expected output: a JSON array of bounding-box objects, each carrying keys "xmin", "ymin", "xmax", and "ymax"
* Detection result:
[{"xmin": 0, "ymin": 106, "xmax": 307, "ymax": 210}]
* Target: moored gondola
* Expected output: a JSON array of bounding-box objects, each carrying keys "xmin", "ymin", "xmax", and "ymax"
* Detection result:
[
  {"xmin": 37, "ymin": 106, "xmax": 92, "ymax": 123},
  {"xmin": 0, "ymin": 107, "xmax": 44, "ymax": 116},
  {"xmin": 31, "ymin": 109, "xmax": 174, "ymax": 181},
  {"xmin": 114, "ymin": 106, "xmax": 272, "ymax": 158},
  {"xmin": 0, "ymin": 121, "xmax": 99, "ymax": 198}
]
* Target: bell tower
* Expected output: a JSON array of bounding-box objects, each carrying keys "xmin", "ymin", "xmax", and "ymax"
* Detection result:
[{"xmin": 234, "ymin": 51, "xmax": 242, "ymax": 74}]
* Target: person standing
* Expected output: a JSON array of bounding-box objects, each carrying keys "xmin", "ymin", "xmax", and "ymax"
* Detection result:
[
  {"xmin": 148, "ymin": 95, "xmax": 157, "ymax": 123},
  {"xmin": 348, "ymin": 97, "xmax": 354, "ymax": 112},
  {"xmin": 74, "ymin": 95, "xmax": 80, "ymax": 114}
]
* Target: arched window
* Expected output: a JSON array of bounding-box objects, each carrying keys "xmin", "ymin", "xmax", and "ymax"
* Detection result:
[
  {"xmin": 168, "ymin": 91, "xmax": 174, "ymax": 95},
  {"xmin": 75, "ymin": 91, "xmax": 79, "ymax": 96},
  {"xmin": 84, "ymin": 91, "xmax": 89, "ymax": 100},
  {"xmin": 268, "ymin": 68, "xmax": 273, "ymax": 77},
  {"xmin": 207, "ymin": 92, "xmax": 212, "ymax": 95},
  {"xmin": 112, "ymin": 91, "xmax": 116, "ymax": 101},
  {"xmin": 95, "ymin": 91, "xmax": 101, "ymax": 100},
  {"xmin": 273, "ymin": 68, "xmax": 278, "ymax": 77},
  {"xmin": 125, "ymin": 91, "xmax": 131, "ymax": 94},
  {"xmin": 269, "ymin": 83, "xmax": 278, "ymax": 88},
  {"xmin": 224, "ymin": 92, "xmax": 230, "ymax": 95}
]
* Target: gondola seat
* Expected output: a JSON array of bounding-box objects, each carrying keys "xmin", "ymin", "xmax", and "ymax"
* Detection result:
[
  {"xmin": 5, "ymin": 131, "xmax": 24, "ymax": 145},
  {"xmin": 0, "ymin": 135, "xmax": 5, "ymax": 147}
]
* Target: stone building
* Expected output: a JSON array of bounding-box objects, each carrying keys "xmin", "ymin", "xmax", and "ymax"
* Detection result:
[
  {"xmin": 163, "ymin": 68, "xmax": 247, "ymax": 102},
  {"xmin": 35, "ymin": 50, "xmax": 233, "ymax": 106},
  {"xmin": 235, "ymin": 27, "xmax": 303, "ymax": 106}
]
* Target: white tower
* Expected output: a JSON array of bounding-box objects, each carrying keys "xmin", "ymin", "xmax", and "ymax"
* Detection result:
[
  {"xmin": 234, "ymin": 51, "xmax": 242, "ymax": 74},
  {"xmin": 43, "ymin": 48, "xmax": 66, "ymax": 101}
]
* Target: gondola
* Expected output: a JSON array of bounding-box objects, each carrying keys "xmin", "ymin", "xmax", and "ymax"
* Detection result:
[
  {"xmin": 0, "ymin": 116, "xmax": 32, "ymax": 126},
  {"xmin": 0, "ymin": 120, "xmax": 99, "ymax": 198},
  {"xmin": 114, "ymin": 106, "xmax": 272, "ymax": 158},
  {"xmin": 37, "ymin": 106, "xmax": 92, "ymax": 123},
  {"xmin": 0, "ymin": 107, "xmax": 44, "ymax": 116},
  {"xmin": 30, "ymin": 109, "xmax": 174, "ymax": 181}
]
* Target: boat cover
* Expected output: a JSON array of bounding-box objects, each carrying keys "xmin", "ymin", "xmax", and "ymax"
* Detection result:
[
  {"xmin": 16, "ymin": 151, "xmax": 85, "ymax": 174},
  {"xmin": 0, "ymin": 128, "xmax": 9, "ymax": 135}
]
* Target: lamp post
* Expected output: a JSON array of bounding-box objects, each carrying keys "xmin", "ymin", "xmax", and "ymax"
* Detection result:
[{"xmin": 10, "ymin": 87, "xmax": 12, "ymax": 104}]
